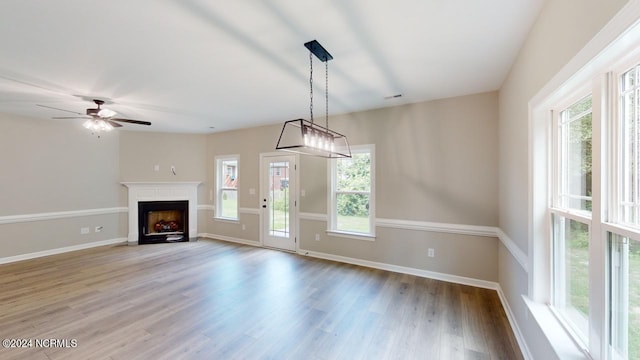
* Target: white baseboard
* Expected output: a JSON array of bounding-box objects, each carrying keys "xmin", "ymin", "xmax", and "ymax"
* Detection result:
[
  {"xmin": 496, "ymin": 286, "xmax": 533, "ymax": 360},
  {"xmin": 0, "ymin": 238, "xmax": 127, "ymax": 264}
]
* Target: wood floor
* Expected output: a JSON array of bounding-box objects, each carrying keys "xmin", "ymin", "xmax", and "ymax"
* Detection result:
[{"xmin": 0, "ymin": 239, "xmax": 522, "ymax": 360}]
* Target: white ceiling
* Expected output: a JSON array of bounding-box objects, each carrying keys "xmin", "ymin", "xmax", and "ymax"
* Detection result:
[{"xmin": 0, "ymin": 0, "xmax": 544, "ymax": 134}]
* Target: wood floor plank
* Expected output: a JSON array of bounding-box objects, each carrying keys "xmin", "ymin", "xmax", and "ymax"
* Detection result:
[{"xmin": 0, "ymin": 239, "xmax": 522, "ymax": 359}]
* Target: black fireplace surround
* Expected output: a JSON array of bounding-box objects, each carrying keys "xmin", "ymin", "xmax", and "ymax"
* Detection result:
[{"xmin": 138, "ymin": 200, "xmax": 189, "ymax": 244}]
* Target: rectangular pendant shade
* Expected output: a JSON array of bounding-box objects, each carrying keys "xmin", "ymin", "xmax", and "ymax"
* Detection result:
[{"xmin": 276, "ymin": 119, "xmax": 351, "ymax": 158}]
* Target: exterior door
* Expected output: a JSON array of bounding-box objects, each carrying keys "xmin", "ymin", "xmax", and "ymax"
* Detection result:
[{"xmin": 261, "ymin": 154, "xmax": 297, "ymax": 251}]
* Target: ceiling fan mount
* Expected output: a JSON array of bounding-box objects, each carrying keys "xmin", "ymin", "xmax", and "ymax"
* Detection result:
[{"xmin": 85, "ymin": 99, "xmax": 112, "ymax": 117}]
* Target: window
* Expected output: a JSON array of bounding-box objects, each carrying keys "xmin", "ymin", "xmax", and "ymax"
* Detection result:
[
  {"xmin": 551, "ymin": 94, "xmax": 593, "ymax": 344},
  {"xmin": 609, "ymin": 63, "xmax": 640, "ymax": 360},
  {"xmin": 329, "ymin": 144, "xmax": 375, "ymax": 237},
  {"xmin": 545, "ymin": 63, "xmax": 640, "ymax": 358},
  {"xmin": 216, "ymin": 155, "xmax": 238, "ymax": 220},
  {"xmin": 531, "ymin": 18, "xmax": 640, "ymax": 360}
]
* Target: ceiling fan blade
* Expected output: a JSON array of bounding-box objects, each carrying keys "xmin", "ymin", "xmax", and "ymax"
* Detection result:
[
  {"xmin": 106, "ymin": 120, "xmax": 123, "ymax": 128},
  {"xmin": 37, "ymin": 104, "xmax": 84, "ymax": 115},
  {"xmin": 111, "ymin": 118, "xmax": 152, "ymax": 126},
  {"xmin": 52, "ymin": 116, "xmax": 90, "ymax": 119}
]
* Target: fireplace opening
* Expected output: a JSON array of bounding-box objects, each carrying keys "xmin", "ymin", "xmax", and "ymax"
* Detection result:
[{"xmin": 138, "ymin": 200, "xmax": 189, "ymax": 244}]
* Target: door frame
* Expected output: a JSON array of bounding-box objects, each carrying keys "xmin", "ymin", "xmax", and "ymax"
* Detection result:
[{"xmin": 259, "ymin": 152, "xmax": 299, "ymax": 252}]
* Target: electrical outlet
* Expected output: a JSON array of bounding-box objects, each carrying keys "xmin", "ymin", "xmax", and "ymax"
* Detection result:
[
  {"xmin": 95, "ymin": 226, "xmax": 103, "ymax": 233},
  {"xmin": 249, "ymin": 188, "xmax": 256, "ymax": 195},
  {"xmin": 301, "ymin": 189, "xmax": 306, "ymax": 197},
  {"xmin": 315, "ymin": 233, "xmax": 320, "ymax": 241},
  {"xmin": 80, "ymin": 227, "xmax": 90, "ymax": 235},
  {"xmin": 154, "ymin": 164, "xmax": 160, "ymax": 172},
  {"xmin": 242, "ymin": 224, "xmax": 246, "ymax": 231},
  {"xmin": 428, "ymin": 248, "xmax": 435, "ymax": 258}
]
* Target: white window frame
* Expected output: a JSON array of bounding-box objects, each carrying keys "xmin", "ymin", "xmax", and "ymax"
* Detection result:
[
  {"xmin": 530, "ymin": 30, "xmax": 640, "ymax": 358},
  {"xmin": 328, "ymin": 144, "xmax": 375, "ymax": 240},
  {"xmin": 215, "ymin": 155, "xmax": 239, "ymax": 221},
  {"xmin": 606, "ymin": 59, "xmax": 640, "ymax": 360},
  {"xmin": 549, "ymin": 90, "xmax": 595, "ymax": 349}
]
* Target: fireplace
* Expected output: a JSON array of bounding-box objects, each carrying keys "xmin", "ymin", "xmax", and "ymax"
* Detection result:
[
  {"xmin": 122, "ymin": 182, "xmax": 200, "ymax": 245},
  {"xmin": 138, "ymin": 201, "xmax": 189, "ymax": 244}
]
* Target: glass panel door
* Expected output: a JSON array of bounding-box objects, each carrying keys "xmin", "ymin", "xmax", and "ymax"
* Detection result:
[{"xmin": 261, "ymin": 154, "xmax": 296, "ymax": 251}]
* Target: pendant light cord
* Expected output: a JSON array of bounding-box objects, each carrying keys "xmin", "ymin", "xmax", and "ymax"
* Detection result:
[
  {"xmin": 309, "ymin": 51, "xmax": 314, "ymax": 125},
  {"xmin": 309, "ymin": 47, "xmax": 330, "ymax": 129},
  {"xmin": 325, "ymin": 60, "xmax": 329, "ymax": 129}
]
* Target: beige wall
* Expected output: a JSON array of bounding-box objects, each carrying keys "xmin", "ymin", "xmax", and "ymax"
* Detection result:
[
  {"xmin": 0, "ymin": 112, "xmax": 124, "ymax": 257},
  {"xmin": 0, "ymin": 113, "xmax": 120, "ymax": 215},
  {"xmin": 499, "ymin": 0, "xmax": 629, "ymax": 250},
  {"xmin": 205, "ymin": 124, "xmax": 283, "ymax": 210},
  {"xmin": 206, "ymin": 92, "xmax": 500, "ymax": 281},
  {"xmin": 204, "ymin": 123, "xmax": 285, "ymax": 243},
  {"xmin": 497, "ymin": 0, "xmax": 630, "ymax": 358},
  {"xmin": 329, "ymin": 92, "xmax": 499, "ymax": 226},
  {"xmin": 118, "ymin": 131, "xmax": 208, "ymax": 203},
  {"xmin": 1, "ymin": 213, "xmax": 123, "ymax": 258},
  {"xmin": 0, "ymin": 118, "xmax": 209, "ymax": 258}
]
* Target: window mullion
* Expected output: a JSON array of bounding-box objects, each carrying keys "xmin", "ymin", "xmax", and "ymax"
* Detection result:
[
  {"xmin": 590, "ymin": 76, "xmax": 607, "ymax": 359},
  {"xmin": 559, "ymin": 114, "xmax": 565, "ymax": 206},
  {"xmin": 635, "ymin": 86, "xmax": 640, "ymax": 225}
]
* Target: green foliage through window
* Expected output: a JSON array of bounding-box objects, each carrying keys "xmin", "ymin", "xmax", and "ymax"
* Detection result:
[{"xmin": 333, "ymin": 149, "xmax": 373, "ymax": 234}]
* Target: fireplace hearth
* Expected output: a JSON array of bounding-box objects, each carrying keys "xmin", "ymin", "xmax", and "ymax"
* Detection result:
[{"xmin": 138, "ymin": 200, "xmax": 189, "ymax": 244}]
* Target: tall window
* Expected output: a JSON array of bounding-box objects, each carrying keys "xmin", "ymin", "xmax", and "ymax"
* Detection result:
[
  {"xmin": 546, "ymin": 62, "xmax": 640, "ymax": 358},
  {"xmin": 216, "ymin": 155, "xmax": 238, "ymax": 220},
  {"xmin": 609, "ymin": 64, "xmax": 640, "ymax": 360},
  {"xmin": 329, "ymin": 145, "xmax": 375, "ymax": 237},
  {"xmin": 551, "ymin": 94, "xmax": 593, "ymax": 344}
]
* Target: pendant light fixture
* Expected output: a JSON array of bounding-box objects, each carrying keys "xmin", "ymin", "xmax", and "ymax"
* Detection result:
[{"xmin": 276, "ymin": 40, "xmax": 351, "ymax": 158}]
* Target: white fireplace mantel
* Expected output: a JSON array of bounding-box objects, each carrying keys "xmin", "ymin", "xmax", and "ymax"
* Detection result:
[{"xmin": 122, "ymin": 182, "xmax": 201, "ymax": 244}]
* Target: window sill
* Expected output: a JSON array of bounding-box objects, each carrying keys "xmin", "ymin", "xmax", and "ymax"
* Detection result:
[
  {"xmin": 326, "ymin": 230, "xmax": 375, "ymax": 241},
  {"xmin": 213, "ymin": 217, "xmax": 240, "ymax": 224},
  {"xmin": 522, "ymin": 296, "xmax": 590, "ymax": 360}
]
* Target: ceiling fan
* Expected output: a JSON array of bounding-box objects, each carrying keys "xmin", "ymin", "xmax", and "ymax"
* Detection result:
[{"xmin": 37, "ymin": 99, "xmax": 151, "ymax": 131}]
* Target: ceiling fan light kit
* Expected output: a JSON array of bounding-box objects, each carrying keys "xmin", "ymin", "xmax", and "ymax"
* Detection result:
[
  {"xmin": 276, "ymin": 40, "xmax": 351, "ymax": 158},
  {"xmin": 83, "ymin": 118, "xmax": 114, "ymax": 132},
  {"xmin": 39, "ymin": 99, "xmax": 151, "ymax": 135}
]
